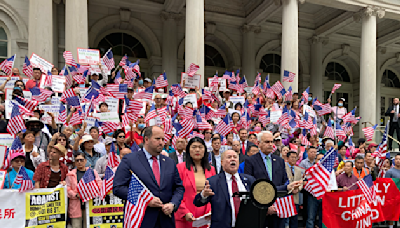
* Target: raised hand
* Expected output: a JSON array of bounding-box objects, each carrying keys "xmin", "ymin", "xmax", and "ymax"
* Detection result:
[{"xmin": 202, "ymin": 180, "xmax": 215, "ymax": 197}]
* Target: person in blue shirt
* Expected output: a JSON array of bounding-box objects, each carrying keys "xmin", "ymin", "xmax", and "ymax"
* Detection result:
[
  {"xmin": 238, "ymin": 144, "xmax": 259, "ymax": 173},
  {"xmin": 4, "ymin": 153, "xmax": 35, "ymax": 189}
]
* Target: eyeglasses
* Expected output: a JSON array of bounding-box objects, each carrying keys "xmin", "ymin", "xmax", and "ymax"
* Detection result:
[
  {"xmin": 264, "ymin": 141, "xmax": 274, "ymax": 144},
  {"xmin": 58, "ymin": 138, "xmax": 66, "ymax": 142},
  {"xmin": 118, "ymin": 135, "xmax": 125, "ymax": 138},
  {"xmin": 75, "ymin": 159, "xmax": 85, "ymax": 162}
]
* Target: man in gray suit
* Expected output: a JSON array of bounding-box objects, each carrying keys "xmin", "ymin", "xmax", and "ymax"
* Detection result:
[
  {"xmin": 285, "ymin": 151, "xmax": 303, "ymax": 228},
  {"xmin": 169, "ymin": 137, "xmax": 186, "ymax": 164}
]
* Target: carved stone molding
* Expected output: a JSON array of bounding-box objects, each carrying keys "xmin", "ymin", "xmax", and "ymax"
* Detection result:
[
  {"xmin": 120, "ymin": 8, "xmax": 131, "ymax": 23},
  {"xmin": 53, "ymin": 0, "xmax": 62, "ymax": 4},
  {"xmin": 396, "ymin": 53, "xmax": 400, "ymax": 63},
  {"xmin": 160, "ymin": 11, "xmax": 183, "ymax": 22},
  {"xmin": 378, "ymin": 46, "xmax": 387, "ymax": 55},
  {"xmin": 309, "ymin": 36, "xmax": 329, "ymax": 45},
  {"xmin": 241, "ymin": 24, "xmax": 261, "ymax": 34},
  {"xmin": 281, "ymin": 0, "xmax": 305, "ymax": 4},
  {"xmin": 341, "ymin": 44, "xmax": 351, "ymax": 56},
  {"xmin": 353, "ymin": 5, "xmax": 385, "ymax": 22},
  {"xmin": 205, "ymin": 22, "xmax": 217, "ymax": 35}
]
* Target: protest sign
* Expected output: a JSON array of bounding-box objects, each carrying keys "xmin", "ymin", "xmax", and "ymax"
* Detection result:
[
  {"xmin": 303, "ymin": 104, "xmax": 316, "ymax": 117},
  {"xmin": 0, "ymin": 133, "xmax": 13, "ymax": 148},
  {"xmin": 183, "ymin": 93, "xmax": 198, "ymax": 109},
  {"xmin": 208, "ymin": 77, "xmax": 227, "ymax": 91},
  {"xmin": 78, "ymin": 87, "xmax": 89, "ymax": 97},
  {"xmin": 229, "ymin": 96, "xmax": 245, "ymax": 106},
  {"xmin": 0, "ymin": 186, "xmax": 67, "ymax": 228},
  {"xmin": 0, "ymin": 145, "xmax": 6, "ymax": 172},
  {"xmin": 86, "ymin": 191, "xmax": 124, "ymax": 228},
  {"xmin": 77, "ymin": 48, "xmax": 100, "ymax": 65},
  {"xmin": 84, "ymin": 117, "xmax": 98, "ymax": 134},
  {"xmin": 0, "ymin": 169, "xmax": 5, "ymax": 189},
  {"xmin": 89, "ymin": 64, "xmax": 110, "ymax": 75},
  {"xmin": 94, "ymin": 112, "xmax": 120, "ymax": 123},
  {"xmin": 104, "ymin": 96, "xmax": 119, "ymax": 113},
  {"xmin": 244, "ymin": 87, "xmax": 252, "ymax": 94},
  {"xmin": 51, "ymin": 97, "xmax": 61, "ymax": 106},
  {"xmin": 323, "ymin": 178, "xmax": 400, "ymax": 228},
  {"xmin": 5, "ymin": 89, "xmax": 31, "ymax": 100},
  {"xmin": 270, "ymin": 110, "xmax": 282, "ymax": 123},
  {"xmin": 0, "ymin": 76, "xmax": 21, "ymax": 91},
  {"xmin": 29, "ymin": 53, "xmax": 54, "ymax": 73},
  {"xmin": 181, "ymin": 73, "xmax": 201, "ymax": 89},
  {"xmin": 40, "ymin": 105, "xmax": 64, "ymax": 124},
  {"xmin": 50, "ymin": 75, "xmax": 66, "ymax": 93}
]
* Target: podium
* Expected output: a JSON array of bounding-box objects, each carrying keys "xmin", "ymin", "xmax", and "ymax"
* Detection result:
[{"xmin": 234, "ymin": 179, "xmax": 287, "ymax": 228}]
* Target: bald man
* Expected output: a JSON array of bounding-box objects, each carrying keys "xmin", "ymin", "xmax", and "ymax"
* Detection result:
[{"xmin": 232, "ymin": 140, "xmax": 247, "ymax": 164}]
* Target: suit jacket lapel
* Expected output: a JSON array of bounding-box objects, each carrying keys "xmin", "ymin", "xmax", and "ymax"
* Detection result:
[
  {"xmin": 219, "ymin": 172, "xmax": 230, "ymax": 205},
  {"xmin": 186, "ymin": 166, "xmax": 197, "ymax": 192},
  {"xmin": 138, "ymin": 150, "xmax": 158, "ymax": 186},
  {"xmin": 285, "ymin": 163, "xmax": 293, "ymax": 181},
  {"xmin": 239, "ymin": 174, "xmax": 251, "ymax": 191},
  {"xmin": 160, "ymin": 154, "xmax": 167, "ymax": 187},
  {"xmin": 255, "ymin": 153, "xmax": 270, "ymax": 180}
]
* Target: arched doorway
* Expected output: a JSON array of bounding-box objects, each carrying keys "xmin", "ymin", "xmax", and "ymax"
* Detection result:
[{"xmin": 324, "ymin": 61, "xmax": 353, "ymax": 110}]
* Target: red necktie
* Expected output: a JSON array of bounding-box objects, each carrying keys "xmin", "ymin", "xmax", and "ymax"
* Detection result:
[
  {"xmin": 152, "ymin": 156, "xmax": 160, "ymax": 185},
  {"xmin": 232, "ymin": 176, "xmax": 240, "ymax": 219},
  {"xmin": 242, "ymin": 142, "xmax": 246, "ymax": 155}
]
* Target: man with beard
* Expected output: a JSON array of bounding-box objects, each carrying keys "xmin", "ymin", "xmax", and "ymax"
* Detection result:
[{"xmin": 114, "ymin": 126, "xmax": 184, "ymax": 228}]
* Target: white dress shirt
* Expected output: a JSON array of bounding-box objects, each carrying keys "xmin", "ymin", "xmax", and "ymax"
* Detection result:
[
  {"xmin": 224, "ymin": 172, "xmax": 247, "ymax": 227},
  {"xmin": 214, "ymin": 154, "xmax": 222, "ymax": 173},
  {"xmin": 394, "ymin": 105, "xmax": 399, "ymax": 122}
]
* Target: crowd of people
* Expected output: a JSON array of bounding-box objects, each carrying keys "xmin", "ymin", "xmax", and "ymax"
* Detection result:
[{"xmin": 1, "ymin": 58, "xmax": 400, "ymax": 228}]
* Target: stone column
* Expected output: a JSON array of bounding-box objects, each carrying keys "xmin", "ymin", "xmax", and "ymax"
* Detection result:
[
  {"xmin": 28, "ymin": 0, "xmax": 54, "ymax": 63},
  {"xmin": 354, "ymin": 6, "xmax": 385, "ymax": 133},
  {"xmin": 65, "ymin": 0, "xmax": 88, "ymax": 60},
  {"xmin": 242, "ymin": 24, "xmax": 261, "ymax": 84},
  {"xmin": 376, "ymin": 47, "xmax": 386, "ymax": 126},
  {"xmin": 309, "ymin": 36, "xmax": 327, "ymax": 100},
  {"xmin": 161, "ymin": 11, "xmax": 182, "ymax": 85},
  {"xmin": 185, "ymin": 0, "xmax": 204, "ymax": 87},
  {"xmin": 281, "ymin": 0, "xmax": 303, "ymax": 92}
]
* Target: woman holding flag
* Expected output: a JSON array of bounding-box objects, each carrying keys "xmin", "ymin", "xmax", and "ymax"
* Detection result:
[{"xmin": 4, "ymin": 153, "xmax": 35, "ymax": 189}]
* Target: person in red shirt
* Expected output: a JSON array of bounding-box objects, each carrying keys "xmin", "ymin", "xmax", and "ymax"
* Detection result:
[{"xmin": 25, "ymin": 68, "xmax": 42, "ymax": 90}]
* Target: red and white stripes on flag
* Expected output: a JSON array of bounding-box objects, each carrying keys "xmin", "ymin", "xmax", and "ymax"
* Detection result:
[
  {"xmin": 331, "ymin": 83, "xmax": 342, "ymax": 94},
  {"xmin": 77, "ymin": 168, "xmax": 100, "ymax": 202},
  {"xmin": 14, "ymin": 166, "xmax": 34, "ymax": 192},
  {"xmin": 273, "ymin": 195, "xmax": 298, "ymax": 218},
  {"xmin": 362, "ymin": 124, "xmax": 377, "ymax": 141},
  {"xmin": 187, "ymin": 63, "xmax": 199, "ymax": 77},
  {"xmin": 63, "ymin": 51, "xmax": 77, "ymax": 67},
  {"xmin": 100, "ymin": 166, "xmax": 114, "ymax": 200},
  {"xmin": 101, "ymin": 122, "xmax": 120, "ymax": 134}
]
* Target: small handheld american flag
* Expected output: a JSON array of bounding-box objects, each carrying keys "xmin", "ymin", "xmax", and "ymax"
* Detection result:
[
  {"xmin": 100, "ymin": 166, "xmax": 114, "ymax": 200},
  {"xmin": 283, "ymin": 70, "xmax": 296, "ymax": 82},
  {"xmin": 273, "ymin": 195, "xmax": 297, "ymax": 218},
  {"xmin": 362, "ymin": 124, "xmax": 377, "ymax": 141},
  {"xmin": 356, "ymin": 174, "xmax": 376, "ymax": 205},
  {"xmin": 0, "ymin": 55, "xmax": 15, "ymax": 75},
  {"xmin": 102, "ymin": 49, "xmax": 115, "ymax": 71},
  {"xmin": 187, "ymin": 63, "xmax": 199, "ymax": 77},
  {"xmin": 77, "ymin": 168, "xmax": 100, "ymax": 202},
  {"xmin": 331, "ymin": 83, "xmax": 341, "ymax": 94},
  {"xmin": 7, "ymin": 103, "xmax": 26, "ymax": 135},
  {"xmin": 23, "ymin": 56, "xmax": 33, "ymax": 79},
  {"xmin": 107, "ymin": 142, "xmax": 120, "ymax": 168},
  {"xmin": 14, "ymin": 166, "xmax": 34, "ymax": 192}
]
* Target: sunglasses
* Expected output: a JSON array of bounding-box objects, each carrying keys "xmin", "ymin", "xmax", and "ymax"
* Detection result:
[
  {"xmin": 58, "ymin": 138, "xmax": 66, "ymax": 142},
  {"xmin": 75, "ymin": 159, "xmax": 85, "ymax": 163},
  {"xmin": 118, "ymin": 135, "xmax": 125, "ymax": 138}
]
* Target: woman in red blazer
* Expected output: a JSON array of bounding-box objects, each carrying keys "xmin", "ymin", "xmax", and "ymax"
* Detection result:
[{"xmin": 175, "ymin": 137, "xmax": 216, "ymax": 228}]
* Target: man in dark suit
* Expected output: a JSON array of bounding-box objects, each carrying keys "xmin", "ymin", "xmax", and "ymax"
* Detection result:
[
  {"xmin": 210, "ymin": 137, "xmax": 223, "ymax": 174},
  {"xmin": 114, "ymin": 126, "xmax": 185, "ymax": 228},
  {"xmin": 169, "ymin": 137, "xmax": 186, "ymax": 164},
  {"xmin": 194, "ymin": 150, "xmax": 256, "ymax": 228},
  {"xmin": 385, "ymin": 97, "xmax": 400, "ymax": 150},
  {"xmin": 232, "ymin": 140, "xmax": 248, "ymax": 164},
  {"xmin": 244, "ymin": 131, "xmax": 300, "ymax": 228},
  {"xmin": 239, "ymin": 128, "xmax": 256, "ymax": 155}
]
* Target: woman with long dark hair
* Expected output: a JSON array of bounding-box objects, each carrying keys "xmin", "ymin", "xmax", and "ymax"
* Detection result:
[{"xmin": 175, "ymin": 137, "xmax": 215, "ymax": 228}]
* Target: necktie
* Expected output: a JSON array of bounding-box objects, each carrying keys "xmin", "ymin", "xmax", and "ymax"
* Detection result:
[
  {"xmin": 265, "ymin": 156, "xmax": 272, "ymax": 180},
  {"xmin": 291, "ymin": 166, "xmax": 294, "ymax": 176},
  {"xmin": 152, "ymin": 156, "xmax": 160, "ymax": 185},
  {"xmin": 231, "ymin": 176, "xmax": 240, "ymax": 219},
  {"xmin": 242, "ymin": 142, "xmax": 246, "ymax": 155}
]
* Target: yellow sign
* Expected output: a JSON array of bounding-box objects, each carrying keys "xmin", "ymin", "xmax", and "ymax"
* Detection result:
[{"xmin": 86, "ymin": 191, "xmax": 125, "ymax": 228}]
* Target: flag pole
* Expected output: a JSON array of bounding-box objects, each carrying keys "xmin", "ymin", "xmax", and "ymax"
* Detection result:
[{"xmin": 367, "ymin": 121, "xmax": 400, "ymax": 145}]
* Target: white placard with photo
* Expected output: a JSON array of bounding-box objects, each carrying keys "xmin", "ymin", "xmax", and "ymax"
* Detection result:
[
  {"xmin": 181, "ymin": 73, "xmax": 201, "ymax": 89},
  {"xmin": 84, "ymin": 117, "xmax": 98, "ymax": 134}
]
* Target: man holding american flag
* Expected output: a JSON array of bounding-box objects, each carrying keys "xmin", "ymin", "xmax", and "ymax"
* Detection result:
[{"xmin": 114, "ymin": 126, "xmax": 184, "ymax": 228}]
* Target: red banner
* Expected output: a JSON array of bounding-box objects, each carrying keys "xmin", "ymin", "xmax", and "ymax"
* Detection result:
[{"xmin": 323, "ymin": 178, "xmax": 400, "ymax": 228}]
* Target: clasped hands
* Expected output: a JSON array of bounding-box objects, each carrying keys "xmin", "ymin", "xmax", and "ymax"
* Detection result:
[{"xmin": 148, "ymin": 197, "xmax": 174, "ymax": 216}]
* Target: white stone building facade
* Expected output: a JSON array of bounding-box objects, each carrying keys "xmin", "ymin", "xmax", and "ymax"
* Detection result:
[{"xmin": 2, "ymin": 0, "xmax": 400, "ymax": 139}]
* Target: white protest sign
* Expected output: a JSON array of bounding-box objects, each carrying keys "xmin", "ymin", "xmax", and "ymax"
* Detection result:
[
  {"xmin": 229, "ymin": 96, "xmax": 245, "ymax": 106},
  {"xmin": 0, "ymin": 146, "xmax": 6, "ymax": 172},
  {"xmin": 0, "ymin": 76, "xmax": 21, "ymax": 91},
  {"xmin": 93, "ymin": 112, "xmax": 120, "ymax": 123},
  {"xmin": 84, "ymin": 117, "xmax": 98, "ymax": 134},
  {"xmin": 207, "ymin": 77, "xmax": 227, "ymax": 91},
  {"xmin": 4, "ymin": 89, "xmax": 31, "ymax": 100},
  {"xmin": 183, "ymin": 93, "xmax": 198, "ymax": 109},
  {"xmin": 77, "ymin": 48, "xmax": 100, "ymax": 65},
  {"xmin": 228, "ymin": 108, "xmax": 240, "ymax": 116},
  {"xmin": 181, "ymin": 73, "xmax": 201, "ymax": 89},
  {"xmin": 52, "ymin": 97, "xmax": 61, "ymax": 105},
  {"xmin": 30, "ymin": 53, "xmax": 54, "ymax": 73},
  {"xmin": 40, "ymin": 105, "xmax": 62, "ymax": 124},
  {"xmin": 0, "ymin": 133, "xmax": 14, "ymax": 148},
  {"xmin": 50, "ymin": 75, "xmax": 66, "ymax": 93},
  {"xmin": 303, "ymin": 104, "xmax": 316, "ymax": 118},
  {"xmin": 104, "ymin": 96, "xmax": 119, "ymax": 113},
  {"xmin": 244, "ymin": 87, "xmax": 252, "ymax": 94},
  {"xmin": 78, "ymin": 87, "xmax": 89, "ymax": 97},
  {"xmin": 270, "ymin": 110, "xmax": 282, "ymax": 123}
]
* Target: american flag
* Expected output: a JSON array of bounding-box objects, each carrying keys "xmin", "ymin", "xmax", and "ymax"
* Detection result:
[
  {"xmin": 15, "ymin": 96, "xmax": 38, "ymax": 111},
  {"xmin": 83, "ymin": 87, "xmax": 105, "ymax": 104},
  {"xmin": 277, "ymin": 106, "xmax": 290, "ymax": 126},
  {"xmin": 362, "ymin": 124, "xmax": 377, "ymax": 141},
  {"xmin": 283, "ymin": 70, "xmax": 296, "ymax": 82},
  {"xmin": 271, "ymin": 81, "xmax": 285, "ymax": 99},
  {"xmin": 14, "ymin": 166, "xmax": 34, "ymax": 192},
  {"xmin": 187, "ymin": 63, "xmax": 200, "ymax": 77},
  {"xmin": 201, "ymin": 89, "xmax": 213, "ymax": 101},
  {"xmin": 65, "ymin": 94, "xmax": 81, "ymax": 108},
  {"xmin": 301, "ymin": 129, "xmax": 311, "ymax": 146},
  {"xmin": 69, "ymin": 109, "xmax": 83, "ymax": 126},
  {"xmin": 195, "ymin": 114, "xmax": 212, "ymax": 130},
  {"xmin": 302, "ymin": 87, "xmax": 310, "ymax": 102},
  {"xmin": 331, "ymin": 83, "xmax": 341, "ymax": 94},
  {"xmin": 285, "ymin": 86, "xmax": 293, "ymax": 102},
  {"xmin": 63, "ymin": 51, "xmax": 77, "ymax": 67},
  {"xmin": 125, "ymin": 65, "xmax": 137, "ymax": 81},
  {"xmin": 343, "ymin": 122, "xmax": 353, "ymax": 136},
  {"xmin": 200, "ymin": 105, "xmax": 215, "ymax": 120},
  {"xmin": 100, "ymin": 121, "xmax": 120, "ymax": 134},
  {"xmin": 324, "ymin": 120, "xmax": 335, "ymax": 139},
  {"xmin": 107, "ymin": 142, "xmax": 120, "ymax": 168},
  {"xmin": 119, "ymin": 55, "xmax": 128, "ymax": 66},
  {"xmin": 133, "ymin": 86, "xmax": 154, "ymax": 100},
  {"xmin": 273, "ymin": 195, "xmax": 297, "ymax": 218},
  {"xmin": 304, "ymin": 147, "xmax": 337, "ymax": 199},
  {"xmin": 3, "ymin": 137, "xmax": 24, "ymax": 170},
  {"xmin": 30, "ymin": 87, "xmax": 53, "ymax": 103},
  {"xmin": 124, "ymin": 172, "xmax": 154, "ymax": 228},
  {"xmin": 63, "ymin": 66, "xmax": 73, "ymax": 88},
  {"xmin": 106, "ymin": 84, "xmax": 128, "ymax": 99},
  {"xmin": 23, "ymin": 56, "xmax": 33, "ymax": 78},
  {"xmin": 131, "ymin": 141, "xmax": 140, "ymax": 152},
  {"xmin": 263, "ymin": 74, "xmax": 269, "ymax": 90},
  {"xmin": 356, "ymin": 174, "xmax": 376, "ymax": 205},
  {"xmin": 131, "ymin": 60, "xmax": 141, "ymax": 76},
  {"xmin": 240, "ymin": 111, "xmax": 251, "ymax": 130},
  {"xmin": 114, "ymin": 71, "xmax": 122, "ymax": 84},
  {"xmin": 69, "ymin": 66, "xmax": 85, "ymax": 84},
  {"xmin": 215, "ymin": 114, "xmax": 233, "ymax": 136},
  {"xmin": 314, "ymin": 103, "xmax": 332, "ymax": 116},
  {"xmin": 171, "ymin": 84, "xmax": 186, "ymax": 98},
  {"xmin": 172, "ymin": 122, "xmax": 184, "ymax": 149},
  {"xmin": 7, "ymin": 103, "xmax": 26, "ymax": 135},
  {"xmin": 347, "ymin": 136, "xmax": 355, "ymax": 156},
  {"xmin": 100, "ymin": 166, "xmax": 114, "ymax": 200},
  {"xmin": 187, "ymin": 131, "xmax": 205, "ymax": 140},
  {"xmin": 155, "ymin": 72, "xmax": 168, "ymax": 88},
  {"xmin": 210, "ymin": 74, "xmax": 219, "ymax": 92},
  {"xmin": 228, "ymin": 81, "xmax": 239, "ymax": 91},
  {"xmin": 215, "ymin": 105, "xmax": 227, "ymax": 118},
  {"xmin": 374, "ymin": 121, "xmax": 389, "ymax": 168},
  {"xmin": 259, "ymin": 109, "xmax": 271, "ymax": 127},
  {"xmin": 336, "ymin": 124, "xmax": 347, "ymax": 141},
  {"xmin": 102, "ymin": 49, "xmax": 115, "ymax": 71},
  {"xmin": 58, "ymin": 103, "xmax": 67, "ymax": 124},
  {"xmin": 44, "ymin": 71, "xmax": 52, "ymax": 87},
  {"xmin": 179, "ymin": 118, "xmax": 195, "ymax": 138},
  {"xmin": 145, "ymin": 104, "xmax": 157, "ymax": 123},
  {"xmin": 342, "ymin": 107, "xmax": 359, "ymax": 124},
  {"xmin": 77, "ymin": 168, "xmax": 100, "ymax": 202},
  {"xmin": 0, "ymin": 55, "xmax": 15, "ymax": 74},
  {"xmin": 222, "ymin": 71, "xmax": 232, "ymax": 80},
  {"xmin": 264, "ymin": 82, "xmax": 275, "ymax": 99},
  {"xmin": 252, "ymin": 80, "xmax": 260, "ymax": 95},
  {"xmin": 239, "ymin": 75, "xmax": 248, "ymax": 88},
  {"xmin": 61, "ymin": 87, "xmax": 78, "ymax": 102}
]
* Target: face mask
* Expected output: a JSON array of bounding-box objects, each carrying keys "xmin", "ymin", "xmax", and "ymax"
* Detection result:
[
  {"xmin": 31, "ymin": 126, "xmax": 41, "ymax": 133},
  {"xmin": 45, "ymin": 97, "xmax": 51, "ymax": 103},
  {"xmin": 138, "ymin": 124, "xmax": 145, "ymax": 129},
  {"xmin": 107, "ymin": 132, "xmax": 113, "ymax": 136},
  {"xmin": 338, "ymin": 103, "xmax": 343, "ymax": 107},
  {"xmin": 330, "ymin": 120, "xmax": 335, "ymax": 125},
  {"xmin": 75, "ymin": 129, "xmax": 80, "ymax": 133},
  {"xmin": 232, "ymin": 94, "xmax": 237, "ymax": 96},
  {"xmin": 254, "ymin": 127, "xmax": 261, "ymax": 131},
  {"xmin": 138, "ymin": 80, "xmax": 143, "ymax": 86},
  {"xmin": 308, "ymin": 97, "xmax": 312, "ymax": 101}
]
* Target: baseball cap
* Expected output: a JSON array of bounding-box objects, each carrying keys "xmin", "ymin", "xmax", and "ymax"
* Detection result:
[
  {"xmin": 105, "ymin": 137, "xmax": 114, "ymax": 145},
  {"xmin": 11, "ymin": 153, "xmax": 25, "ymax": 161},
  {"xmin": 144, "ymin": 78, "xmax": 152, "ymax": 83}
]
